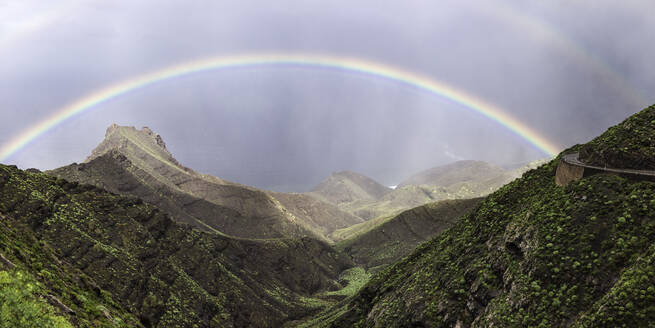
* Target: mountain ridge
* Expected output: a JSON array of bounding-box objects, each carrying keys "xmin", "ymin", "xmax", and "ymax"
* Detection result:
[
  {"xmin": 309, "ymin": 170, "xmax": 392, "ymax": 205},
  {"xmin": 334, "ymin": 197, "xmax": 483, "ymax": 271},
  {"xmin": 308, "ymin": 104, "xmax": 655, "ymax": 327},
  {"xmin": 49, "ymin": 124, "xmax": 362, "ymax": 242},
  {"xmin": 0, "ymin": 163, "xmax": 356, "ymax": 327}
]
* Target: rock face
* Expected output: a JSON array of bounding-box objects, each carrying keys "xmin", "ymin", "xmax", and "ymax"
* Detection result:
[
  {"xmin": 555, "ymin": 154, "xmax": 586, "ymax": 186},
  {"xmin": 314, "ymin": 105, "xmax": 655, "ymax": 327},
  {"xmin": 0, "ymin": 164, "xmax": 353, "ymax": 328},
  {"xmin": 49, "ymin": 124, "xmax": 359, "ymax": 242}
]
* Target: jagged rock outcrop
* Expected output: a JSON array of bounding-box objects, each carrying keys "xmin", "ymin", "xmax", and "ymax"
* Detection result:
[{"xmin": 50, "ymin": 124, "xmax": 359, "ymax": 242}]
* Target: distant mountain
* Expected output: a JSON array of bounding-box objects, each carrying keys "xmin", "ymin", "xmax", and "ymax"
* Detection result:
[
  {"xmin": 269, "ymin": 191, "xmax": 364, "ymax": 241},
  {"xmin": 49, "ymin": 124, "xmax": 359, "ymax": 242},
  {"xmin": 398, "ymin": 160, "xmax": 507, "ymax": 188},
  {"xmin": 333, "ymin": 198, "xmax": 483, "ymax": 271},
  {"xmin": 308, "ymin": 160, "xmax": 545, "ymax": 222},
  {"xmin": 309, "ymin": 171, "xmax": 391, "ymax": 205},
  {"xmin": 311, "ymin": 105, "xmax": 655, "ymax": 327},
  {"xmin": 364, "ymin": 159, "xmax": 548, "ymax": 219},
  {"xmin": 0, "ymin": 163, "xmax": 354, "ymax": 327}
]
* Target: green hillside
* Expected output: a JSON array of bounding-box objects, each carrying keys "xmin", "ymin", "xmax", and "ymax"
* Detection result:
[
  {"xmin": 0, "ymin": 164, "xmax": 354, "ymax": 327},
  {"xmin": 580, "ymin": 104, "xmax": 655, "ymax": 170},
  {"xmin": 0, "ymin": 212, "xmax": 139, "ymax": 327},
  {"xmin": 335, "ymin": 198, "xmax": 482, "ymax": 271},
  {"xmin": 313, "ymin": 105, "xmax": 655, "ymax": 327}
]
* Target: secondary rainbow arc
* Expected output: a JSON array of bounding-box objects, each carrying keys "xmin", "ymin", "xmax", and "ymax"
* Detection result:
[{"xmin": 0, "ymin": 53, "xmax": 561, "ymax": 161}]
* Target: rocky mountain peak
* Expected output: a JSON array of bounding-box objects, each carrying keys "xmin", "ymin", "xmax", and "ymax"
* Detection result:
[
  {"xmin": 105, "ymin": 123, "xmax": 120, "ymax": 136},
  {"xmin": 85, "ymin": 124, "xmax": 178, "ymax": 166}
]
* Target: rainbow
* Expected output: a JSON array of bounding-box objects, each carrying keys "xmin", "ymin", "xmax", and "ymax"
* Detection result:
[
  {"xmin": 476, "ymin": 2, "xmax": 647, "ymax": 108},
  {"xmin": 3, "ymin": 2, "xmax": 645, "ymax": 109},
  {"xmin": 0, "ymin": 53, "xmax": 561, "ymax": 161}
]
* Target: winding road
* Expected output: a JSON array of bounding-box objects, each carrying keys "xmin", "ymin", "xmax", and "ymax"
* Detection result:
[{"xmin": 561, "ymin": 153, "xmax": 655, "ymax": 178}]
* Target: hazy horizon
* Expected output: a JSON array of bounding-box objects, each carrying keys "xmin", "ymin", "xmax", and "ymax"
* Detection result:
[{"xmin": 2, "ymin": 1, "xmax": 654, "ymax": 191}]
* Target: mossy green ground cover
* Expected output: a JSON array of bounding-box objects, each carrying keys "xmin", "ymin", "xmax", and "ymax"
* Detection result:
[
  {"xmin": 322, "ymin": 267, "xmax": 371, "ymax": 298},
  {"xmin": 0, "ymin": 164, "xmax": 351, "ymax": 327},
  {"xmin": 580, "ymin": 105, "xmax": 655, "ymax": 170},
  {"xmin": 0, "ymin": 269, "xmax": 73, "ymax": 328},
  {"xmin": 2, "ymin": 107, "xmax": 653, "ymax": 327},
  {"xmin": 317, "ymin": 106, "xmax": 655, "ymax": 327},
  {"xmin": 335, "ymin": 198, "xmax": 482, "ymax": 270}
]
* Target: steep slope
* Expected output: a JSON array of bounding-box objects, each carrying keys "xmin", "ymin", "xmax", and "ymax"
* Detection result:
[
  {"xmin": 398, "ymin": 160, "xmax": 507, "ymax": 188},
  {"xmin": 579, "ymin": 105, "xmax": 655, "ymax": 170},
  {"xmin": 49, "ymin": 150, "xmax": 240, "ymax": 234},
  {"xmin": 0, "ymin": 164, "xmax": 353, "ymax": 327},
  {"xmin": 362, "ymin": 159, "xmax": 546, "ymax": 219},
  {"xmin": 315, "ymin": 105, "xmax": 655, "ymax": 327},
  {"xmin": 49, "ymin": 124, "xmax": 355, "ymax": 242},
  {"xmin": 309, "ymin": 171, "xmax": 391, "ymax": 206},
  {"xmin": 316, "ymin": 160, "xmax": 544, "ymax": 222},
  {"xmin": 269, "ymin": 192, "xmax": 364, "ymax": 241},
  {"xmin": 0, "ymin": 212, "xmax": 141, "ymax": 327},
  {"xmin": 340, "ymin": 184, "xmax": 476, "ymax": 221},
  {"xmin": 334, "ymin": 198, "xmax": 483, "ymax": 270}
]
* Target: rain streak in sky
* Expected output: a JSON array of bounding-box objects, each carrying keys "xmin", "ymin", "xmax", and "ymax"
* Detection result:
[{"xmin": 1, "ymin": 0, "xmax": 654, "ymax": 191}]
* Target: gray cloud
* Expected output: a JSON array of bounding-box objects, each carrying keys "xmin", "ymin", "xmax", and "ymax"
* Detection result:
[{"xmin": 1, "ymin": 0, "xmax": 654, "ymax": 191}]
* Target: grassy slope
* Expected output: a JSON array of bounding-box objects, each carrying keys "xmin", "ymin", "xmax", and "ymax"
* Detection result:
[
  {"xmin": 580, "ymin": 104, "xmax": 655, "ymax": 170},
  {"xmin": 0, "ymin": 164, "xmax": 354, "ymax": 327},
  {"xmin": 0, "ymin": 213, "xmax": 141, "ymax": 327},
  {"xmin": 0, "ymin": 269, "xmax": 73, "ymax": 328},
  {"xmin": 336, "ymin": 184, "xmax": 484, "ymax": 223},
  {"xmin": 317, "ymin": 106, "xmax": 655, "ymax": 327},
  {"xmin": 335, "ymin": 198, "xmax": 483, "ymax": 270}
]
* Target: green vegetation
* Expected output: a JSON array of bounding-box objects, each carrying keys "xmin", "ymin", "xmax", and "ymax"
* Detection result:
[
  {"xmin": 0, "ymin": 163, "xmax": 352, "ymax": 327},
  {"xmin": 329, "ymin": 212, "xmax": 397, "ymax": 242},
  {"xmin": 316, "ymin": 105, "xmax": 655, "ymax": 327},
  {"xmin": 3, "ymin": 105, "xmax": 652, "ymax": 327},
  {"xmin": 0, "ymin": 270, "xmax": 73, "ymax": 328},
  {"xmin": 334, "ymin": 198, "xmax": 482, "ymax": 270},
  {"xmin": 580, "ymin": 104, "xmax": 655, "ymax": 170},
  {"xmin": 322, "ymin": 267, "xmax": 371, "ymax": 298}
]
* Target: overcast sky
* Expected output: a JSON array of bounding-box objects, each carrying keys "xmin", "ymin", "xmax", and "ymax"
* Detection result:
[{"xmin": 1, "ymin": 0, "xmax": 654, "ymax": 191}]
